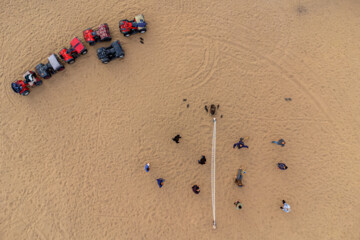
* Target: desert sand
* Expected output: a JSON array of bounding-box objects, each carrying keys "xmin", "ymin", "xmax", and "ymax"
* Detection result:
[{"xmin": 1, "ymin": 0, "xmax": 359, "ymax": 239}]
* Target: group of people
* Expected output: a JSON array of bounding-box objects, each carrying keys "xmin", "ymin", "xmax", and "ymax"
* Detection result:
[
  {"xmin": 145, "ymin": 134, "xmax": 291, "ymax": 213},
  {"xmin": 146, "ymin": 134, "xmax": 206, "ymax": 194},
  {"xmin": 232, "ymin": 137, "xmax": 290, "ymax": 212}
]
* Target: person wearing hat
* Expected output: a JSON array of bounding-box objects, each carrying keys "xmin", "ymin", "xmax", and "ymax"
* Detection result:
[{"xmin": 272, "ymin": 139, "xmax": 286, "ymax": 147}]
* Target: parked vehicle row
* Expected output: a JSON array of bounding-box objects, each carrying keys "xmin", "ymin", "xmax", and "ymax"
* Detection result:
[{"xmin": 12, "ymin": 14, "xmax": 147, "ymax": 96}]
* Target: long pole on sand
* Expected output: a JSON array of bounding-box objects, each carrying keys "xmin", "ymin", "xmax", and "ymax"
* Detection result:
[{"xmin": 211, "ymin": 118, "xmax": 216, "ymax": 229}]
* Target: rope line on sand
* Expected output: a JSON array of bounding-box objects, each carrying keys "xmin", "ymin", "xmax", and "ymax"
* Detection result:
[{"xmin": 211, "ymin": 118, "xmax": 216, "ymax": 229}]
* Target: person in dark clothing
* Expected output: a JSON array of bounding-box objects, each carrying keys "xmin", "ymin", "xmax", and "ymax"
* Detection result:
[
  {"xmin": 233, "ymin": 138, "xmax": 249, "ymax": 149},
  {"xmin": 210, "ymin": 104, "xmax": 216, "ymax": 115},
  {"xmin": 234, "ymin": 201, "xmax": 243, "ymax": 210},
  {"xmin": 172, "ymin": 134, "xmax": 181, "ymax": 144},
  {"xmin": 198, "ymin": 155, "xmax": 206, "ymax": 165},
  {"xmin": 157, "ymin": 178, "xmax": 165, "ymax": 188},
  {"xmin": 272, "ymin": 139, "xmax": 286, "ymax": 147},
  {"xmin": 277, "ymin": 163, "xmax": 288, "ymax": 170},
  {"xmin": 192, "ymin": 185, "xmax": 200, "ymax": 194}
]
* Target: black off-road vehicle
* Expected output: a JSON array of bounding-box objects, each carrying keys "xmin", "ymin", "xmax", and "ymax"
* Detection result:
[
  {"xmin": 35, "ymin": 54, "xmax": 65, "ymax": 79},
  {"xmin": 97, "ymin": 40, "xmax": 125, "ymax": 64}
]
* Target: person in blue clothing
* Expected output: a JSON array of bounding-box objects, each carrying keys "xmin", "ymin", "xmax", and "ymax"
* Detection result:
[
  {"xmin": 272, "ymin": 139, "xmax": 286, "ymax": 147},
  {"xmin": 277, "ymin": 163, "xmax": 288, "ymax": 170},
  {"xmin": 157, "ymin": 178, "xmax": 165, "ymax": 188},
  {"xmin": 234, "ymin": 169, "xmax": 245, "ymax": 187},
  {"xmin": 145, "ymin": 163, "xmax": 150, "ymax": 172},
  {"xmin": 233, "ymin": 138, "xmax": 248, "ymax": 149}
]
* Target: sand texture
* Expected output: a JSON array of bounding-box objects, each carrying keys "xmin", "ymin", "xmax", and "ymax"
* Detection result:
[{"xmin": 1, "ymin": 0, "xmax": 359, "ymax": 239}]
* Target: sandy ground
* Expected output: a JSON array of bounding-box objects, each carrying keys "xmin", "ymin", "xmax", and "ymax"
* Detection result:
[{"xmin": 1, "ymin": 0, "xmax": 359, "ymax": 239}]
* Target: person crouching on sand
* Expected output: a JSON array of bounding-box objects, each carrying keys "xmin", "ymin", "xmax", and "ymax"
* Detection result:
[
  {"xmin": 192, "ymin": 185, "xmax": 200, "ymax": 194},
  {"xmin": 145, "ymin": 163, "xmax": 150, "ymax": 172},
  {"xmin": 198, "ymin": 155, "xmax": 206, "ymax": 165},
  {"xmin": 172, "ymin": 134, "xmax": 181, "ymax": 144}
]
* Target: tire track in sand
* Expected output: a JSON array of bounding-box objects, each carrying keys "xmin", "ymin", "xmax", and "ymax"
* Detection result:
[
  {"xmin": 181, "ymin": 40, "xmax": 219, "ymax": 92},
  {"xmin": 191, "ymin": 31, "xmax": 334, "ymax": 123},
  {"xmin": 163, "ymin": 38, "xmax": 219, "ymax": 94},
  {"xmin": 3, "ymin": 79, "xmax": 18, "ymax": 108}
]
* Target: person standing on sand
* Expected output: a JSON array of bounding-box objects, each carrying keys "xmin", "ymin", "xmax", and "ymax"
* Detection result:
[
  {"xmin": 172, "ymin": 134, "xmax": 181, "ymax": 144},
  {"xmin": 272, "ymin": 139, "xmax": 286, "ymax": 147},
  {"xmin": 198, "ymin": 155, "xmax": 206, "ymax": 165},
  {"xmin": 192, "ymin": 185, "xmax": 200, "ymax": 194},
  {"xmin": 145, "ymin": 163, "xmax": 150, "ymax": 172},
  {"xmin": 280, "ymin": 200, "xmax": 291, "ymax": 213},
  {"xmin": 157, "ymin": 178, "xmax": 165, "ymax": 188},
  {"xmin": 277, "ymin": 163, "xmax": 288, "ymax": 170},
  {"xmin": 234, "ymin": 169, "xmax": 245, "ymax": 187},
  {"xmin": 234, "ymin": 201, "xmax": 243, "ymax": 210},
  {"xmin": 233, "ymin": 138, "xmax": 248, "ymax": 149}
]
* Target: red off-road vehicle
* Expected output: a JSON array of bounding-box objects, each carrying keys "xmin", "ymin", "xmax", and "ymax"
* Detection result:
[
  {"xmin": 59, "ymin": 37, "xmax": 88, "ymax": 64},
  {"xmin": 119, "ymin": 14, "xmax": 147, "ymax": 37},
  {"xmin": 11, "ymin": 80, "xmax": 30, "ymax": 96},
  {"xmin": 83, "ymin": 23, "xmax": 112, "ymax": 46}
]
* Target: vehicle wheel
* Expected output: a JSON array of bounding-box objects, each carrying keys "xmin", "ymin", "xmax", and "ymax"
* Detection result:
[
  {"xmin": 102, "ymin": 37, "xmax": 112, "ymax": 41},
  {"xmin": 81, "ymin": 50, "xmax": 88, "ymax": 55},
  {"xmin": 22, "ymin": 90, "xmax": 30, "ymax": 96},
  {"xmin": 101, "ymin": 57, "xmax": 110, "ymax": 64},
  {"xmin": 124, "ymin": 33, "xmax": 131, "ymax": 37},
  {"xmin": 35, "ymin": 80, "xmax": 43, "ymax": 86},
  {"xmin": 68, "ymin": 59, "xmax": 75, "ymax": 64},
  {"xmin": 119, "ymin": 54, "xmax": 124, "ymax": 58},
  {"xmin": 44, "ymin": 75, "xmax": 51, "ymax": 79},
  {"xmin": 140, "ymin": 29, "xmax": 146, "ymax": 33},
  {"xmin": 58, "ymin": 66, "xmax": 65, "ymax": 71}
]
